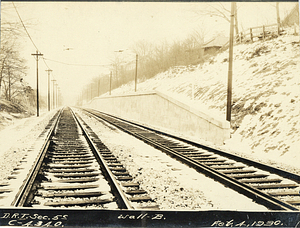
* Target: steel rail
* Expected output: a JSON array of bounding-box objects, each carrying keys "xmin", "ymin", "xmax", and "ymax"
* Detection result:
[
  {"xmin": 70, "ymin": 108, "xmax": 134, "ymax": 210},
  {"xmin": 84, "ymin": 108, "xmax": 300, "ymax": 183},
  {"xmin": 82, "ymin": 108, "xmax": 299, "ymax": 211},
  {"xmin": 11, "ymin": 109, "xmax": 63, "ymax": 207}
]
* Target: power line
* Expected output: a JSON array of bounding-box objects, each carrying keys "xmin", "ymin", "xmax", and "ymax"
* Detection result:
[
  {"xmin": 12, "ymin": 2, "xmax": 53, "ymax": 72},
  {"xmin": 12, "ymin": 2, "xmax": 107, "ymax": 71},
  {"xmin": 42, "ymin": 58, "xmax": 51, "ymax": 70},
  {"xmin": 43, "ymin": 57, "xmax": 111, "ymax": 67},
  {"xmin": 12, "ymin": 2, "xmax": 39, "ymax": 52}
]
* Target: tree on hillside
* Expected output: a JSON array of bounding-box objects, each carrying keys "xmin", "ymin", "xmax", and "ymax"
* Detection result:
[
  {"xmin": 109, "ymin": 53, "xmax": 124, "ymax": 89},
  {"xmin": 92, "ymin": 26, "xmax": 207, "ymax": 95},
  {"xmin": 0, "ymin": 13, "xmax": 31, "ymax": 109},
  {"xmin": 153, "ymin": 41, "xmax": 170, "ymax": 73},
  {"xmin": 22, "ymin": 85, "xmax": 36, "ymax": 108},
  {"xmin": 132, "ymin": 40, "xmax": 154, "ymax": 59},
  {"xmin": 1, "ymin": 44, "xmax": 27, "ymax": 101},
  {"xmin": 262, "ymin": 2, "xmax": 281, "ymax": 26},
  {"xmin": 181, "ymin": 30, "xmax": 206, "ymax": 65},
  {"xmin": 130, "ymin": 27, "xmax": 207, "ymax": 82},
  {"xmin": 276, "ymin": 3, "xmax": 281, "ymax": 26},
  {"xmin": 167, "ymin": 41, "xmax": 182, "ymax": 66},
  {"xmin": 132, "ymin": 40, "xmax": 155, "ymax": 80},
  {"xmin": 193, "ymin": 3, "xmax": 240, "ymax": 40},
  {"xmin": 0, "ymin": 34, "xmax": 27, "ymax": 102}
]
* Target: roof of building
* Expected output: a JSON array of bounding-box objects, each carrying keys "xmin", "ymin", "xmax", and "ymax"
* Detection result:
[{"xmin": 203, "ymin": 35, "xmax": 229, "ymax": 48}]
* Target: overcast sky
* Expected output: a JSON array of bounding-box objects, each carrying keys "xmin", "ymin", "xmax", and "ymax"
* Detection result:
[{"xmin": 1, "ymin": 2, "xmax": 297, "ymax": 105}]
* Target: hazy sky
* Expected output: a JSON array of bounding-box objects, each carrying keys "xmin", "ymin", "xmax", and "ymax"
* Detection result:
[{"xmin": 1, "ymin": 2, "xmax": 297, "ymax": 105}]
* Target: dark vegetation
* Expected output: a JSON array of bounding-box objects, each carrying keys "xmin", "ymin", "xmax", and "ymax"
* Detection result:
[
  {"xmin": 0, "ymin": 9, "xmax": 46, "ymax": 114},
  {"xmin": 79, "ymin": 31, "xmax": 207, "ymax": 104}
]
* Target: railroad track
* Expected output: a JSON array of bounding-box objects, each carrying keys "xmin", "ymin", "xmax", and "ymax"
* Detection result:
[
  {"xmin": 11, "ymin": 107, "xmax": 157, "ymax": 209},
  {"xmin": 81, "ymin": 108, "xmax": 300, "ymax": 211}
]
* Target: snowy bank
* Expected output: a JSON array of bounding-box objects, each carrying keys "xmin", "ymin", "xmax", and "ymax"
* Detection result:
[{"xmin": 99, "ymin": 30, "xmax": 300, "ymax": 171}]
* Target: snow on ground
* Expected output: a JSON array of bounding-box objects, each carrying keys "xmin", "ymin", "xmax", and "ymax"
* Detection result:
[
  {"xmin": 0, "ymin": 27, "xmax": 298, "ymax": 209},
  {"xmin": 77, "ymin": 110, "xmax": 267, "ymax": 211},
  {"xmin": 101, "ymin": 28, "xmax": 300, "ymax": 172},
  {"xmin": 0, "ymin": 99, "xmax": 34, "ymax": 131},
  {"xmin": 0, "ymin": 109, "xmax": 57, "ymax": 183}
]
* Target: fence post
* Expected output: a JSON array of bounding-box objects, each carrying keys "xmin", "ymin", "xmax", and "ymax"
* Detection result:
[
  {"xmin": 250, "ymin": 28, "xmax": 253, "ymax": 42},
  {"xmin": 263, "ymin": 25, "xmax": 265, "ymax": 41}
]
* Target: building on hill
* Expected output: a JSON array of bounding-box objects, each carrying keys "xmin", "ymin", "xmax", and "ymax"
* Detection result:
[{"xmin": 202, "ymin": 35, "xmax": 229, "ymax": 56}]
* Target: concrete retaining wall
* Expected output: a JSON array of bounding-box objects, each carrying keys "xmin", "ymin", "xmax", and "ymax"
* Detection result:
[{"xmin": 85, "ymin": 91, "xmax": 230, "ymax": 145}]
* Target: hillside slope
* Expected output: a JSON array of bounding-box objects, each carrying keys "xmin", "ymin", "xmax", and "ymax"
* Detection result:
[
  {"xmin": 108, "ymin": 30, "xmax": 300, "ymax": 169},
  {"xmin": 0, "ymin": 99, "xmax": 34, "ymax": 131}
]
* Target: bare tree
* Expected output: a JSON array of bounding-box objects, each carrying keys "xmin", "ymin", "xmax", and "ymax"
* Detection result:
[
  {"xmin": 1, "ymin": 21, "xmax": 23, "ymax": 37},
  {"xmin": 266, "ymin": 2, "xmax": 281, "ymax": 26},
  {"xmin": 132, "ymin": 40, "xmax": 154, "ymax": 60},
  {"xmin": 276, "ymin": 2, "xmax": 281, "ymax": 26},
  {"xmin": 98, "ymin": 26, "xmax": 207, "ymax": 92},
  {"xmin": 0, "ymin": 19, "xmax": 28, "ymax": 104},
  {"xmin": 0, "ymin": 42, "xmax": 27, "ymax": 101},
  {"xmin": 153, "ymin": 41, "xmax": 170, "ymax": 71},
  {"xmin": 193, "ymin": 3, "xmax": 240, "ymax": 39}
]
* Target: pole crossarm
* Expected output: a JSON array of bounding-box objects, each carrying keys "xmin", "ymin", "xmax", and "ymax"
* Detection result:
[{"xmin": 31, "ymin": 52, "xmax": 43, "ymax": 60}]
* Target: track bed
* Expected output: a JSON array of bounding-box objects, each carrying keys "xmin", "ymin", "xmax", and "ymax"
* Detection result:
[
  {"xmin": 82, "ymin": 108, "xmax": 300, "ymax": 211},
  {"xmin": 12, "ymin": 108, "xmax": 157, "ymax": 209}
]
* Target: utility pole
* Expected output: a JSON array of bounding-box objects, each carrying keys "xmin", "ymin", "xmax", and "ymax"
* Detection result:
[
  {"xmin": 109, "ymin": 71, "xmax": 112, "ymax": 95},
  {"xmin": 115, "ymin": 65, "xmax": 118, "ymax": 88},
  {"xmin": 135, "ymin": 54, "xmax": 138, "ymax": 92},
  {"xmin": 85, "ymin": 87, "xmax": 88, "ymax": 103},
  {"xmin": 45, "ymin": 69, "xmax": 52, "ymax": 111},
  {"xmin": 226, "ymin": 2, "xmax": 235, "ymax": 122},
  {"xmin": 115, "ymin": 49, "xmax": 138, "ymax": 92},
  {"xmin": 51, "ymin": 79, "xmax": 56, "ymax": 109},
  {"xmin": 8, "ymin": 70, "xmax": 11, "ymax": 101},
  {"xmin": 55, "ymin": 83, "xmax": 58, "ymax": 108},
  {"xmin": 90, "ymin": 83, "xmax": 92, "ymax": 101},
  {"xmin": 98, "ymin": 77, "xmax": 101, "ymax": 96},
  {"xmin": 31, "ymin": 51, "xmax": 43, "ymax": 117},
  {"xmin": 57, "ymin": 87, "xmax": 61, "ymax": 107}
]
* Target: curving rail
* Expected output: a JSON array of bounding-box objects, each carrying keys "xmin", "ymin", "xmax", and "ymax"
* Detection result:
[{"xmin": 81, "ymin": 108, "xmax": 300, "ymax": 211}]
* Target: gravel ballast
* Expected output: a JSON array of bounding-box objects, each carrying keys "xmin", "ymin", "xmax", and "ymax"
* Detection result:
[{"xmin": 77, "ymin": 110, "xmax": 268, "ymax": 211}]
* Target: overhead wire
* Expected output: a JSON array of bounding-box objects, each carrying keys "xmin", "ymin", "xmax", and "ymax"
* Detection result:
[
  {"xmin": 12, "ymin": 2, "xmax": 40, "ymax": 53},
  {"xmin": 42, "ymin": 57, "xmax": 111, "ymax": 67},
  {"xmin": 12, "ymin": 2, "xmax": 109, "ymax": 71},
  {"xmin": 12, "ymin": 1, "xmax": 54, "ymax": 72},
  {"xmin": 42, "ymin": 58, "xmax": 51, "ymax": 69}
]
